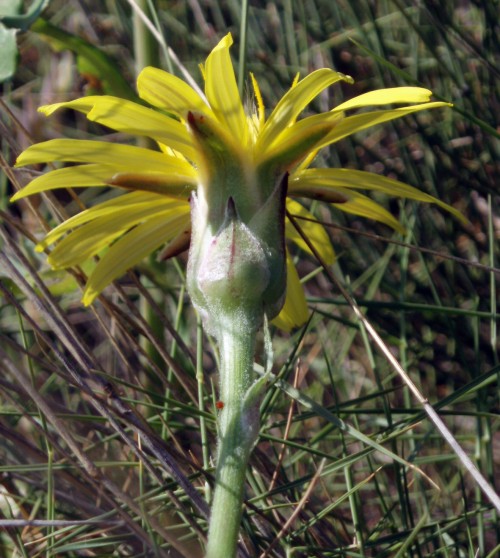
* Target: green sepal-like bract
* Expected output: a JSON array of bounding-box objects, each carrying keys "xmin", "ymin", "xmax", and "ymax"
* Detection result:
[
  {"xmin": 186, "ymin": 111, "xmax": 288, "ymax": 339},
  {"xmin": 188, "ymin": 194, "xmax": 271, "ymax": 335}
]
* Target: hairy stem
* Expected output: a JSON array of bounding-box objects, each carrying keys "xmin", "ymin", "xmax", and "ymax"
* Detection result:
[{"xmin": 205, "ymin": 321, "xmax": 259, "ymax": 558}]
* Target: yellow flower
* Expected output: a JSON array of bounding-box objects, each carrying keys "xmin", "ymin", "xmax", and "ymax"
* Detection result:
[{"xmin": 12, "ymin": 33, "xmax": 460, "ymax": 331}]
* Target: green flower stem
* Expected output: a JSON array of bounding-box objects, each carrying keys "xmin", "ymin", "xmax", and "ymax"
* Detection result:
[{"xmin": 205, "ymin": 320, "xmax": 259, "ymax": 558}]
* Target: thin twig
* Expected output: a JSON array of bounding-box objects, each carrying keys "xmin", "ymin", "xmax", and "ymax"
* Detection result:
[
  {"xmin": 0, "ymin": 520, "xmax": 123, "ymax": 527},
  {"xmin": 268, "ymin": 359, "xmax": 300, "ymax": 493}
]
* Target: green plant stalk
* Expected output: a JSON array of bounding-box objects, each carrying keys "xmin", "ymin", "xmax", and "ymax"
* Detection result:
[
  {"xmin": 185, "ymin": 90, "xmax": 286, "ymax": 558},
  {"xmin": 205, "ymin": 322, "xmax": 259, "ymax": 558},
  {"xmin": 132, "ymin": 0, "xmax": 159, "ymax": 74},
  {"xmin": 237, "ymin": 0, "xmax": 249, "ymax": 97}
]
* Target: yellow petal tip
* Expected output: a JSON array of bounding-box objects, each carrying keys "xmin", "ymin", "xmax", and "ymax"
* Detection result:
[
  {"xmin": 13, "ymin": 153, "xmax": 27, "ymax": 168},
  {"xmin": 218, "ymin": 33, "xmax": 233, "ymax": 48},
  {"xmin": 38, "ymin": 103, "xmax": 62, "ymax": 117},
  {"xmin": 82, "ymin": 291, "xmax": 96, "ymax": 306},
  {"xmin": 341, "ymin": 72, "xmax": 355, "ymax": 85}
]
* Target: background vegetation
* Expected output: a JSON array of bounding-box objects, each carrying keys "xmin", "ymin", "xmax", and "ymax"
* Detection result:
[{"xmin": 0, "ymin": 0, "xmax": 498, "ymax": 556}]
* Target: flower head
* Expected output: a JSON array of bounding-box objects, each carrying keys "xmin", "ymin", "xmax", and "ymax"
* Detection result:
[{"xmin": 12, "ymin": 33, "xmax": 461, "ymax": 332}]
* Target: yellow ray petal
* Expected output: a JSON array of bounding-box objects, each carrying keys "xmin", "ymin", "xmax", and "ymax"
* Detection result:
[
  {"xmin": 11, "ymin": 164, "xmax": 119, "ymax": 201},
  {"xmin": 288, "ymin": 178, "xmax": 405, "ymax": 232},
  {"xmin": 259, "ymin": 111, "xmax": 342, "ymax": 170},
  {"xmin": 137, "ymin": 66, "xmax": 209, "ymax": 116},
  {"xmin": 257, "ymin": 69, "xmax": 353, "ymax": 152},
  {"xmin": 40, "ymin": 96, "xmax": 198, "ymax": 162},
  {"xmin": 91, "ymin": 100, "xmax": 197, "ymax": 162},
  {"xmin": 204, "ymin": 33, "xmax": 248, "ymax": 145},
  {"xmin": 109, "ymin": 172, "xmax": 195, "ymax": 198},
  {"xmin": 15, "ymin": 139, "xmax": 193, "ymax": 171},
  {"xmin": 39, "ymin": 96, "xmax": 100, "ymax": 116},
  {"xmin": 271, "ymin": 251, "xmax": 308, "ymax": 332},
  {"xmin": 15, "ymin": 139, "xmax": 165, "ymax": 167},
  {"xmin": 285, "ymin": 199, "xmax": 335, "ymax": 265},
  {"xmin": 331, "ymin": 191, "xmax": 405, "ymax": 232},
  {"xmin": 250, "ymin": 72, "xmax": 265, "ymax": 128},
  {"xmin": 46, "ymin": 197, "xmax": 187, "ymax": 268},
  {"xmin": 332, "ymin": 87, "xmax": 435, "ymax": 112},
  {"xmin": 83, "ymin": 212, "xmax": 191, "ymax": 305},
  {"xmin": 11, "ymin": 163, "xmax": 195, "ymax": 202},
  {"xmin": 316, "ymin": 102, "xmax": 450, "ymax": 149},
  {"xmin": 291, "ymin": 168, "xmax": 464, "ymax": 222},
  {"xmin": 38, "ymin": 192, "xmax": 185, "ymax": 249}
]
